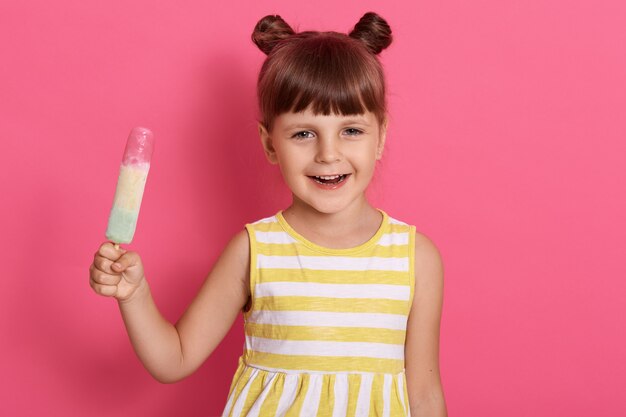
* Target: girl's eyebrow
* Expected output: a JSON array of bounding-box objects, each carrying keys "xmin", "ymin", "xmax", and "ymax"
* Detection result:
[
  {"xmin": 283, "ymin": 118, "xmax": 371, "ymax": 130},
  {"xmin": 342, "ymin": 118, "xmax": 370, "ymax": 125}
]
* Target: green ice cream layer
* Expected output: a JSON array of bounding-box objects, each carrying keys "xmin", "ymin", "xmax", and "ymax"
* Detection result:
[{"xmin": 105, "ymin": 206, "xmax": 139, "ymax": 244}]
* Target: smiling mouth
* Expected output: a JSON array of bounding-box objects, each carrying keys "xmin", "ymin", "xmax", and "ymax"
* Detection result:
[{"xmin": 307, "ymin": 174, "xmax": 350, "ymax": 185}]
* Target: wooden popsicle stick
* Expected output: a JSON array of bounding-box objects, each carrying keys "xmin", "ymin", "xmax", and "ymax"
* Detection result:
[{"xmin": 114, "ymin": 243, "xmax": 120, "ymax": 251}]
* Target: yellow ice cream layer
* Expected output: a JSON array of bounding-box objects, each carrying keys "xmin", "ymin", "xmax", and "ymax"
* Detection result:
[{"xmin": 111, "ymin": 164, "xmax": 149, "ymax": 211}]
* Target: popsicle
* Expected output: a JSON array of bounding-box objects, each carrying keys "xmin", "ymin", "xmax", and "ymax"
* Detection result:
[{"xmin": 105, "ymin": 127, "xmax": 155, "ymax": 248}]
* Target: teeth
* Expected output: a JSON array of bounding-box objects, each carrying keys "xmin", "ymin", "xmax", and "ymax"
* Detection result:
[{"xmin": 314, "ymin": 174, "xmax": 342, "ymax": 180}]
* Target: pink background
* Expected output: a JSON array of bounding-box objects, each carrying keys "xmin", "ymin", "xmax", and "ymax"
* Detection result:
[{"xmin": 1, "ymin": 0, "xmax": 625, "ymax": 416}]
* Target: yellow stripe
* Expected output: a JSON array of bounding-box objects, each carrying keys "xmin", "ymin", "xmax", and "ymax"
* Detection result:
[
  {"xmin": 256, "ymin": 373, "xmax": 281, "ymax": 416},
  {"xmin": 252, "ymin": 295, "xmax": 409, "ymax": 315},
  {"xmin": 408, "ymin": 225, "xmax": 416, "ymax": 309},
  {"xmin": 369, "ymin": 374, "xmax": 384, "ymax": 416},
  {"xmin": 245, "ymin": 322, "xmax": 406, "ymax": 345},
  {"xmin": 257, "ymin": 242, "xmax": 410, "ymax": 258},
  {"xmin": 388, "ymin": 223, "xmax": 411, "ymax": 234},
  {"xmin": 322, "ymin": 374, "xmax": 336, "ymax": 416},
  {"xmin": 257, "ymin": 268, "xmax": 411, "ymax": 285},
  {"xmin": 346, "ymin": 373, "xmax": 362, "ymax": 417},
  {"xmin": 247, "ymin": 352, "xmax": 404, "ymax": 374}
]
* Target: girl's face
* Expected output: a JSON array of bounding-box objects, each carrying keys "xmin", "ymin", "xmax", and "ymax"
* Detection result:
[{"xmin": 259, "ymin": 106, "xmax": 387, "ymax": 215}]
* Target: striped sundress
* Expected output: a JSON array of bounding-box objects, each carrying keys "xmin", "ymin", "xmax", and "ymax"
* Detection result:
[{"xmin": 222, "ymin": 209, "xmax": 416, "ymax": 417}]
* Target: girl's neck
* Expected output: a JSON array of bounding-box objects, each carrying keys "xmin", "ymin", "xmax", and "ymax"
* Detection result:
[{"xmin": 281, "ymin": 196, "xmax": 383, "ymax": 249}]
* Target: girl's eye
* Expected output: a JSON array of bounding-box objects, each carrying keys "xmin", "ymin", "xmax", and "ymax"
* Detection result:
[
  {"xmin": 291, "ymin": 131, "xmax": 314, "ymax": 140},
  {"xmin": 344, "ymin": 128, "xmax": 363, "ymax": 136}
]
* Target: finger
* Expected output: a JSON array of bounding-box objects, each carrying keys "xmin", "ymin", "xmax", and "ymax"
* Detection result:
[
  {"xmin": 96, "ymin": 242, "xmax": 127, "ymax": 261},
  {"xmin": 92, "ymin": 271, "xmax": 122, "ymax": 286},
  {"xmin": 93, "ymin": 255, "xmax": 115, "ymax": 274},
  {"xmin": 111, "ymin": 251, "xmax": 141, "ymax": 273},
  {"xmin": 89, "ymin": 279, "xmax": 118, "ymax": 297}
]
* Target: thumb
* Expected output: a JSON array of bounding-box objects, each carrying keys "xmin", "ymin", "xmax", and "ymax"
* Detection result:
[{"xmin": 111, "ymin": 251, "xmax": 139, "ymax": 273}]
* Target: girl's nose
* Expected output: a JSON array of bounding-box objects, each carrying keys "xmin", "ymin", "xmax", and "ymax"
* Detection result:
[{"xmin": 315, "ymin": 138, "xmax": 342, "ymax": 163}]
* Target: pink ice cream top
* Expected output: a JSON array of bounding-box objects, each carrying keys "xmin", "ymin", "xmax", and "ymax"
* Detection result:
[{"xmin": 122, "ymin": 127, "xmax": 155, "ymax": 166}]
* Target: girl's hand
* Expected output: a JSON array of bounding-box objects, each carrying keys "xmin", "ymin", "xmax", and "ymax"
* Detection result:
[{"xmin": 89, "ymin": 242, "xmax": 146, "ymax": 302}]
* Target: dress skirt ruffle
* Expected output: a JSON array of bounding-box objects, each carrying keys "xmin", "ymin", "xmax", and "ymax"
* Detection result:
[{"xmin": 222, "ymin": 357, "xmax": 411, "ymax": 417}]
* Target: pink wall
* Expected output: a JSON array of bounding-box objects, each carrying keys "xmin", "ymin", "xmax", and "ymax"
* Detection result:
[{"xmin": 1, "ymin": 1, "xmax": 625, "ymax": 415}]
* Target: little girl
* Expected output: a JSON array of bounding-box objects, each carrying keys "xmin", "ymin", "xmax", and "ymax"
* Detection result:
[{"xmin": 89, "ymin": 12, "xmax": 446, "ymax": 417}]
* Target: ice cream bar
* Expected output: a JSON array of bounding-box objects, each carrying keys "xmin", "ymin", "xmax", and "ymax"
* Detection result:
[{"xmin": 105, "ymin": 127, "xmax": 155, "ymax": 246}]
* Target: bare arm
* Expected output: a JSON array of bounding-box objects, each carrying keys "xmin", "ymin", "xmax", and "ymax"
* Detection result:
[
  {"xmin": 405, "ymin": 232, "xmax": 447, "ymax": 416},
  {"xmin": 112, "ymin": 229, "xmax": 250, "ymax": 383}
]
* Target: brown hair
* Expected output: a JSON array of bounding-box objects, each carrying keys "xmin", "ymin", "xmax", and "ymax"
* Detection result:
[{"xmin": 251, "ymin": 12, "xmax": 393, "ymax": 133}]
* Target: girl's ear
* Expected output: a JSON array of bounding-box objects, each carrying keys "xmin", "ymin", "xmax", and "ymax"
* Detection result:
[
  {"xmin": 259, "ymin": 122, "xmax": 279, "ymax": 164},
  {"xmin": 376, "ymin": 118, "xmax": 388, "ymax": 160}
]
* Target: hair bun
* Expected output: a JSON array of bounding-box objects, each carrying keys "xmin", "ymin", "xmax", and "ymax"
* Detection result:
[
  {"xmin": 251, "ymin": 15, "xmax": 296, "ymax": 55},
  {"xmin": 348, "ymin": 12, "xmax": 393, "ymax": 55}
]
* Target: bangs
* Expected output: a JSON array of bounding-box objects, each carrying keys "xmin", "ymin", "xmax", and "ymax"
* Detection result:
[{"xmin": 258, "ymin": 32, "xmax": 386, "ymax": 131}]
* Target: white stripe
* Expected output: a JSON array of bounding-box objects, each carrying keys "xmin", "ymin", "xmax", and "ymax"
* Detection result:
[
  {"xmin": 388, "ymin": 217, "xmax": 408, "ymax": 225},
  {"xmin": 245, "ymin": 373, "xmax": 279, "ymax": 417},
  {"xmin": 257, "ymin": 255, "xmax": 409, "ymax": 271},
  {"xmin": 256, "ymin": 231, "xmax": 409, "ymax": 246},
  {"xmin": 377, "ymin": 232, "xmax": 409, "ymax": 246},
  {"xmin": 398, "ymin": 373, "xmax": 408, "ymax": 416},
  {"xmin": 300, "ymin": 373, "xmax": 323, "ymax": 417},
  {"xmin": 255, "ymin": 231, "xmax": 298, "ymax": 244},
  {"xmin": 222, "ymin": 385, "xmax": 236, "ymax": 417},
  {"xmin": 383, "ymin": 374, "xmax": 392, "ymax": 417},
  {"xmin": 255, "ymin": 282, "xmax": 410, "ymax": 301},
  {"xmin": 247, "ymin": 310, "xmax": 408, "ymax": 331},
  {"xmin": 355, "ymin": 373, "xmax": 373, "ymax": 416},
  {"xmin": 247, "ymin": 336, "xmax": 404, "ymax": 360},
  {"xmin": 332, "ymin": 373, "xmax": 349, "ymax": 417},
  {"xmin": 254, "ymin": 216, "xmax": 277, "ymax": 224},
  {"xmin": 229, "ymin": 368, "xmax": 259, "ymax": 417},
  {"xmin": 275, "ymin": 374, "xmax": 299, "ymax": 415}
]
